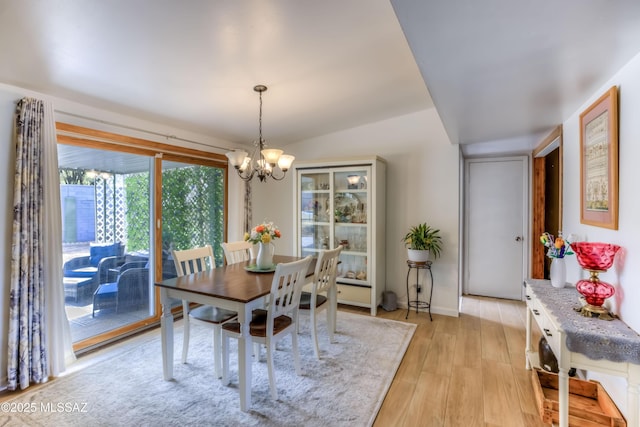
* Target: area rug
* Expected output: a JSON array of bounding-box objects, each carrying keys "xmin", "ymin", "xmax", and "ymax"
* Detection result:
[{"xmin": 4, "ymin": 311, "xmax": 415, "ymax": 427}]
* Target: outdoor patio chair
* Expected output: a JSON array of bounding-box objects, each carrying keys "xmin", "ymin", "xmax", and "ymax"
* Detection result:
[
  {"xmin": 92, "ymin": 265, "xmax": 149, "ymax": 317},
  {"xmin": 96, "ymin": 254, "xmax": 149, "ymax": 285},
  {"xmin": 63, "ymin": 241, "xmax": 125, "ymax": 279}
]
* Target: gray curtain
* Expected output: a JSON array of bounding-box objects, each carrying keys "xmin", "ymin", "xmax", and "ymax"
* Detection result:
[{"xmin": 7, "ymin": 98, "xmax": 47, "ymax": 390}]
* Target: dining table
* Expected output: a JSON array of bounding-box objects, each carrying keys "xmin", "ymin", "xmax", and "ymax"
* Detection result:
[{"xmin": 155, "ymin": 255, "xmax": 316, "ymax": 412}]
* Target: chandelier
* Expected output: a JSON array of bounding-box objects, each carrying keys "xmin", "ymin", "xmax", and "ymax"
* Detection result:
[{"xmin": 225, "ymin": 85, "xmax": 295, "ymax": 182}]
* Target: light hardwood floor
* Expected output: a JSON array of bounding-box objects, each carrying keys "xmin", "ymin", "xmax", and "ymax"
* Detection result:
[
  {"xmin": 2, "ymin": 295, "xmax": 547, "ymax": 426},
  {"xmin": 342, "ymin": 295, "xmax": 547, "ymax": 427}
]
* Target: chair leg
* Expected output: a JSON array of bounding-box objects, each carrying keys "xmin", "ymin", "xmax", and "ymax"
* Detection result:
[
  {"xmin": 221, "ymin": 332, "xmax": 230, "ymax": 386},
  {"xmin": 310, "ymin": 309, "xmax": 320, "ymax": 360},
  {"xmin": 327, "ymin": 306, "xmax": 335, "ymax": 343},
  {"xmin": 213, "ymin": 326, "xmax": 222, "ymax": 379},
  {"xmin": 181, "ymin": 301, "xmax": 190, "ymax": 364},
  {"xmin": 292, "ymin": 326, "xmax": 302, "ymax": 376},
  {"xmin": 266, "ymin": 339, "xmax": 278, "ymax": 400}
]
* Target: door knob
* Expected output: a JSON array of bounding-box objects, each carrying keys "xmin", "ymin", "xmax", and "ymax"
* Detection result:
[{"xmin": 515, "ymin": 236, "xmax": 523, "ymax": 242}]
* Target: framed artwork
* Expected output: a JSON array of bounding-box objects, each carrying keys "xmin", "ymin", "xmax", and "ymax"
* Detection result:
[{"xmin": 579, "ymin": 86, "xmax": 619, "ymax": 229}]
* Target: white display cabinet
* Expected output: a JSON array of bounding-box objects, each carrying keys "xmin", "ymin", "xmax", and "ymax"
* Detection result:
[{"xmin": 294, "ymin": 157, "xmax": 386, "ymax": 315}]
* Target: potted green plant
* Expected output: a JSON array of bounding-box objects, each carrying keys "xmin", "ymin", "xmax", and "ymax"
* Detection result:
[{"xmin": 402, "ymin": 222, "xmax": 443, "ymax": 262}]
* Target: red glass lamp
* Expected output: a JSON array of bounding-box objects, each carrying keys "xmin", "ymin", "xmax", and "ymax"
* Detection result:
[{"xmin": 570, "ymin": 242, "xmax": 620, "ymax": 316}]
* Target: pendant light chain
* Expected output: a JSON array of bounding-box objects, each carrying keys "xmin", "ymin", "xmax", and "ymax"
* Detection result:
[{"xmin": 258, "ymin": 87, "xmax": 263, "ymax": 147}]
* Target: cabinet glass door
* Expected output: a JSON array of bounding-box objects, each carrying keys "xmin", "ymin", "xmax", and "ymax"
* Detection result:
[
  {"xmin": 333, "ymin": 168, "xmax": 369, "ymax": 285},
  {"xmin": 299, "ymin": 172, "xmax": 331, "ymax": 257}
]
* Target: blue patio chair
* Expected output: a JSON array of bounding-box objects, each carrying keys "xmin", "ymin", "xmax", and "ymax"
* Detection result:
[
  {"xmin": 63, "ymin": 241, "xmax": 125, "ymax": 279},
  {"xmin": 92, "ymin": 263, "xmax": 149, "ymax": 317}
]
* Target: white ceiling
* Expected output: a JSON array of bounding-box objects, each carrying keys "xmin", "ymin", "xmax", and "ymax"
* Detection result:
[
  {"xmin": 0, "ymin": 0, "xmax": 430, "ymax": 147},
  {"xmin": 1, "ymin": 1, "xmax": 640, "ymax": 154},
  {"xmin": 392, "ymin": 0, "xmax": 640, "ymax": 150}
]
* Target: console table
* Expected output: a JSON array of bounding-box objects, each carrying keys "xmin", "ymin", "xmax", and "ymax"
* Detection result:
[{"xmin": 524, "ymin": 279, "xmax": 640, "ymax": 427}]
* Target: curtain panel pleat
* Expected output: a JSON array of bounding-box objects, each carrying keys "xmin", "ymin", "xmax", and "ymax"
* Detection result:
[
  {"xmin": 7, "ymin": 97, "xmax": 74, "ymax": 391},
  {"xmin": 43, "ymin": 100, "xmax": 75, "ymax": 374},
  {"xmin": 8, "ymin": 98, "xmax": 46, "ymax": 390}
]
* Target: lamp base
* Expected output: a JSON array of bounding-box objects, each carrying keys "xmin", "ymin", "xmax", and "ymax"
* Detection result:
[{"xmin": 574, "ymin": 302, "xmax": 617, "ymax": 321}]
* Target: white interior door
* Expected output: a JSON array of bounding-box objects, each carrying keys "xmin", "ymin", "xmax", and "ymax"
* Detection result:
[{"xmin": 464, "ymin": 157, "xmax": 528, "ymax": 300}]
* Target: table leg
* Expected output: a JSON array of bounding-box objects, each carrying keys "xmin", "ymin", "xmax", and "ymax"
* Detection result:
[
  {"xmin": 525, "ymin": 308, "xmax": 532, "ymax": 370},
  {"xmin": 405, "ymin": 267, "xmax": 411, "ymax": 319},
  {"xmin": 558, "ymin": 367, "xmax": 569, "ymax": 427},
  {"xmin": 237, "ymin": 306, "xmax": 253, "ymax": 412},
  {"xmin": 427, "ymin": 269, "xmax": 433, "ymax": 321},
  {"xmin": 628, "ymin": 366, "xmax": 640, "ymax": 427},
  {"xmin": 160, "ymin": 289, "xmax": 174, "ymax": 380},
  {"xmin": 415, "ymin": 268, "xmax": 420, "ymax": 315}
]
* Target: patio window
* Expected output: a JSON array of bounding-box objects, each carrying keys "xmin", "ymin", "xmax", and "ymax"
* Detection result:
[{"xmin": 57, "ymin": 123, "xmax": 228, "ymax": 353}]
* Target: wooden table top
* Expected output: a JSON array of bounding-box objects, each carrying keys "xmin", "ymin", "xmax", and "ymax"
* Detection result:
[{"xmin": 155, "ymin": 255, "xmax": 314, "ymax": 304}]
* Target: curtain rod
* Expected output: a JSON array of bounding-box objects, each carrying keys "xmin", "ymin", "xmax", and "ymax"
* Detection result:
[{"xmin": 55, "ymin": 110, "xmax": 233, "ymax": 152}]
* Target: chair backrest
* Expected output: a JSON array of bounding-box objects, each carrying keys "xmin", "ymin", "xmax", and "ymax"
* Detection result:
[
  {"xmin": 221, "ymin": 241, "xmax": 254, "ymax": 265},
  {"xmin": 313, "ymin": 245, "xmax": 343, "ymax": 296},
  {"xmin": 116, "ymin": 267, "xmax": 150, "ymax": 310},
  {"xmin": 268, "ymin": 256, "xmax": 313, "ymax": 322},
  {"xmin": 120, "ymin": 260, "xmax": 148, "ymax": 274},
  {"xmin": 172, "ymin": 245, "xmax": 215, "ymax": 276}
]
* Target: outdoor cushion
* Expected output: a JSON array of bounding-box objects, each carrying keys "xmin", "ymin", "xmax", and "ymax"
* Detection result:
[
  {"xmin": 90, "ymin": 242, "xmax": 122, "ymax": 266},
  {"xmin": 95, "ymin": 282, "xmax": 118, "ymax": 296},
  {"xmin": 66, "ymin": 266, "xmax": 98, "ymax": 278}
]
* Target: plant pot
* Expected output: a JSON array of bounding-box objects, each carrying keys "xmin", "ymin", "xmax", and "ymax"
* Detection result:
[{"xmin": 407, "ymin": 249, "xmax": 430, "ymax": 263}]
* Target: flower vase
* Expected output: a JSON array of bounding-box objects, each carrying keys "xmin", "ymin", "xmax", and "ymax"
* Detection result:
[
  {"xmin": 549, "ymin": 257, "xmax": 566, "ymax": 288},
  {"xmin": 256, "ymin": 242, "xmax": 274, "ymax": 270}
]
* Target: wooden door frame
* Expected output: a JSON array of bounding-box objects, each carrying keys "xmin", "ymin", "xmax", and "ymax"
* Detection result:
[{"xmin": 531, "ymin": 126, "xmax": 563, "ymax": 279}]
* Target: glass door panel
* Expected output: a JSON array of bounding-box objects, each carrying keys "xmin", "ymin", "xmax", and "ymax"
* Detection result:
[
  {"xmin": 299, "ymin": 171, "xmax": 331, "ymax": 257},
  {"xmin": 58, "ymin": 144, "xmax": 154, "ymax": 345},
  {"xmin": 161, "ymin": 160, "xmax": 226, "ymax": 276},
  {"xmin": 334, "ymin": 168, "xmax": 369, "ymax": 285}
]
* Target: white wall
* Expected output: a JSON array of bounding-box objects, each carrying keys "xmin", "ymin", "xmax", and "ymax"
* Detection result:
[
  {"xmin": 561, "ymin": 51, "xmax": 640, "ymax": 417},
  {"xmin": 252, "ymin": 109, "xmax": 461, "ymax": 316},
  {"xmin": 0, "ymin": 82, "xmax": 243, "ymax": 389}
]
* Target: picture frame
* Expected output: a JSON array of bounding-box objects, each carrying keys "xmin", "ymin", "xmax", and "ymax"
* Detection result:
[{"xmin": 579, "ymin": 86, "xmax": 619, "ymax": 230}]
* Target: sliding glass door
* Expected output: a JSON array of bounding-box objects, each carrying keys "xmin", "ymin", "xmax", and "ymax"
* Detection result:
[
  {"xmin": 59, "ymin": 145, "xmax": 154, "ymax": 348},
  {"xmin": 57, "ymin": 123, "xmax": 228, "ymax": 353}
]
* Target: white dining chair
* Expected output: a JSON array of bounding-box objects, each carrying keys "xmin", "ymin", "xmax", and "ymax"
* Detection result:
[
  {"xmin": 222, "ymin": 240, "xmax": 263, "ymax": 359},
  {"xmin": 299, "ymin": 245, "xmax": 342, "ymax": 359},
  {"xmin": 221, "ymin": 256, "xmax": 312, "ymax": 400},
  {"xmin": 172, "ymin": 245, "xmax": 237, "ymax": 378},
  {"xmin": 221, "ymin": 241, "xmax": 254, "ymax": 265}
]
